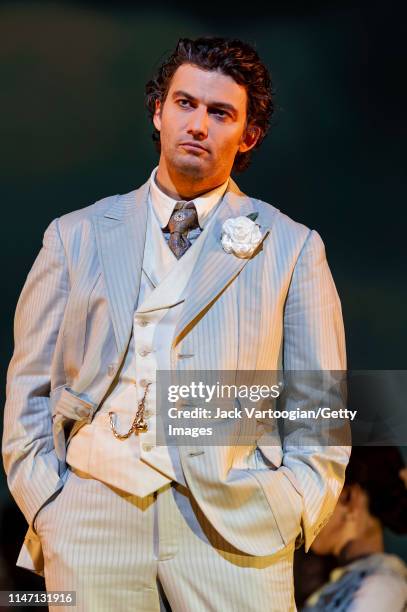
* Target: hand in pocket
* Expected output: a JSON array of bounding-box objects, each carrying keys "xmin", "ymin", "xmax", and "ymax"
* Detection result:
[{"xmin": 32, "ymin": 469, "xmax": 71, "ymax": 536}]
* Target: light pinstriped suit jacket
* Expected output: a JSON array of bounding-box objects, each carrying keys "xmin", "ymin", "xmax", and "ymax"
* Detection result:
[{"xmin": 3, "ymin": 175, "xmax": 350, "ymax": 573}]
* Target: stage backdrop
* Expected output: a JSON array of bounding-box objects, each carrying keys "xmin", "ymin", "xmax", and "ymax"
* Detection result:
[{"xmin": 1, "ymin": 0, "xmax": 405, "ymax": 598}]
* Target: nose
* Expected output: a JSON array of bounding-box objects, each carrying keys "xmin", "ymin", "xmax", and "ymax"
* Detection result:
[{"xmin": 186, "ymin": 105, "xmax": 208, "ymax": 139}]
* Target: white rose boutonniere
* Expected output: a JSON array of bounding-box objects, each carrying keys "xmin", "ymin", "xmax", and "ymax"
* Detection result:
[{"xmin": 221, "ymin": 212, "xmax": 263, "ymax": 258}]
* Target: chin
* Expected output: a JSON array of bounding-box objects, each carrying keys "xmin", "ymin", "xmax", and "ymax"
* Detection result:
[{"xmin": 169, "ymin": 151, "xmax": 210, "ymax": 178}]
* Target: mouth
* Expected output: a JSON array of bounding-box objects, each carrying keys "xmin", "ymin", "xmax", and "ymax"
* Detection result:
[{"xmin": 179, "ymin": 142, "xmax": 208, "ymax": 153}]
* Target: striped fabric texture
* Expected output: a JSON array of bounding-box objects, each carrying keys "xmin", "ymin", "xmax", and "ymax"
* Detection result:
[
  {"xmin": 34, "ymin": 466, "xmax": 296, "ymax": 611},
  {"xmin": 3, "ymin": 175, "xmax": 350, "ymax": 583}
]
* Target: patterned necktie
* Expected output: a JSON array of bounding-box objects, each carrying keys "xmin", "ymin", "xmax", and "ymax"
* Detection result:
[{"xmin": 164, "ymin": 201, "xmax": 200, "ymax": 259}]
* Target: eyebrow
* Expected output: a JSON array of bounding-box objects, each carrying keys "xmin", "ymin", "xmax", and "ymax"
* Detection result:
[{"xmin": 171, "ymin": 90, "xmax": 238, "ymax": 117}]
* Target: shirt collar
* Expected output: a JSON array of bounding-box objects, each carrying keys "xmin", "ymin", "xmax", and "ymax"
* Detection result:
[{"xmin": 149, "ymin": 166, "xmax": 230, "ymax": 229}]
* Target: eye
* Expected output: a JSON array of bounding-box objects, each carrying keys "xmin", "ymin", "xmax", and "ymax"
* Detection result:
[
  {"xmin": 210, "ymin": 108, "xmax": 228, "ymax": 119},
  {"xmin": 177, "ymin": 99, "xmax": 192, "ymax": 108}
]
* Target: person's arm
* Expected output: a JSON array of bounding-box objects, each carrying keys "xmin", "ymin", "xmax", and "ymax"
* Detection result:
[
  {"xmin": 258, "ymin": 228, "xmax": 351, "ymax": 550},
  {"xmin": 2, "ymin": 217, "xmax": 70, "ymax": 527},
  {"xmin": 283, "ymin": 229, "xmax": 350, "ymax": 549}
]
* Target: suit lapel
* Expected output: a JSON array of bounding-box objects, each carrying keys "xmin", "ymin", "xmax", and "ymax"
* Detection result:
[
  {"xmin": 93, "ymin": 179, "xmax": 149, "ymax": 356},
  {"xmin": 172, "ymin": 178, "xmax": 271, "ymax": 347},
  {"xmin": 92, "ymin": 176, "xmax": 272, "ymax": 355}
]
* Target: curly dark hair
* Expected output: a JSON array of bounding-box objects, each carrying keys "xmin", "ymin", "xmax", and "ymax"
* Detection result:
[
  {"xmin": 346, "ymin": 446, "xmax": 407, "ymax": 535},
  {"xmin": 145, "ymin": 37, "xmax": 274, "ymax": 173}
]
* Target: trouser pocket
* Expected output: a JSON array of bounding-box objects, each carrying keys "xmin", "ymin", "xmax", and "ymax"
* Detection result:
[{"xmin": 32, "ymin": 468, "xmax": 72, "ymax": 536}]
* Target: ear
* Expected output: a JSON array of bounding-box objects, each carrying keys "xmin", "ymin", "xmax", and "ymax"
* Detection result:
[
  {"xmin": 238, "ymin": 124, "xmax": 261, "ymax": 153},
  {"xmin": 153, "ymin": 99, "xmax": 162, "ymax": 132},
  {"xmin": 346, "ymin": 483, "xmax": 368, "ymax": 515},
  {"xmin": 338, "ymin": 485, "xmax": 352, "ymax": 508}
]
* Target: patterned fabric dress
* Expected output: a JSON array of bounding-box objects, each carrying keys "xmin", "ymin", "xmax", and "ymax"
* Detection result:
[{"xmin": 303, "ymin": 553, "xmax": 407, "ymax": 611}]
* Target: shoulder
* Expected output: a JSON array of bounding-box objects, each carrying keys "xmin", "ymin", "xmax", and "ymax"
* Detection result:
[
  {"xmin": 250, "ymin": 194, "xmax": 327, "ymax": 264},
  {"xmin": 305, "ymin": 555, "xmax": 407, "ymax": 612},
  {"xmin": 227, "ymin": 171, "xmax": 326, "ymax": 259},
  {"xmin": 57, "ymin": 192, "xmax": 120, "ymax": 231},
  {"xmin": 349, "ymin": 554, "xmax": 407, "ymax": 612},
  {"xmin": 351, "ymin": 572, "xmax": 407, "ymax": 611},
  {"xmin": 38, "ymin": 184, "xmax": 143, "ymax": 263},
  {"xmin": 50, "ymin": 183, "xmax": 144, "ymax": 243},
  {"xmin": 229, "ymin": 178, "xmax": 311, "ymax": 241},
  {"xmin": 254, "ymin": 196, "xmax": 310, "ymax": 238}
]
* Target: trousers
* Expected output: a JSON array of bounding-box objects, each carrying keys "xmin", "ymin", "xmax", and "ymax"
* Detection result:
[{"xmin": 35, "ymin": 466, "xmax": 296, "ymax": 611}]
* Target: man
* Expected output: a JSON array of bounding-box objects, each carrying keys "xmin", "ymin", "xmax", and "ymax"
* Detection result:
[{"xmin": 3, "ymin": 37, "xmax": 350, "ymax": 611}]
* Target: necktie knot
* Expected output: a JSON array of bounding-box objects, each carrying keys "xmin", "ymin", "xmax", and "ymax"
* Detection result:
[
  {"xmin": 168, "ymin": 201, "xmax": 198, "ymax": 235},
  {"xmin": 165, "ymin": 201, "xmax": 200, "ymax": 259}
]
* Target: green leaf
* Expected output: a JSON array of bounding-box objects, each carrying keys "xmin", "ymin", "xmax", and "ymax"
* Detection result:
[{"xmin": 246, "ymin": 212, "xmax": 258, "ymax": 222}]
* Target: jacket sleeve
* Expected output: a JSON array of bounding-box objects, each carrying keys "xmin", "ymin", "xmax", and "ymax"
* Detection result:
[
  {"xmin": 279, "ymin": 228, "xmax": 351, "ymax": 551},
  {"xmin": 2, "ymin": 217, "xmax": 70, "ymax": 526}
]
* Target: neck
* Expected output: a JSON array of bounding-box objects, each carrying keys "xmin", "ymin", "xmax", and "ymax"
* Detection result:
[
  {"xmin": 155, "ymin": 161, "xmax": 228, "ymax": 200},
  {"xmin": 337, "ymin": 517, "xmax": 384, "ymax": 564}
]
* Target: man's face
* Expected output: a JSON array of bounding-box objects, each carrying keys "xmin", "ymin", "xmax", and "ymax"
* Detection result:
[{"xmin": 153, "ymin": 63, "xmax": 259, "ymax": 183}]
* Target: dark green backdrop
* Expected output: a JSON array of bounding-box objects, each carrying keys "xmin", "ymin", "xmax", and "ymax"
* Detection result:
[{"xmin": 1, "ymin": 0, "xmax": 405, "ymax": 598}]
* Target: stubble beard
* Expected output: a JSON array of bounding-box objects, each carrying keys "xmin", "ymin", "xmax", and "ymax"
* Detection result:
[{"xmin": 168, "ymin": 146, "xmax": 211, "ymax": 181}]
